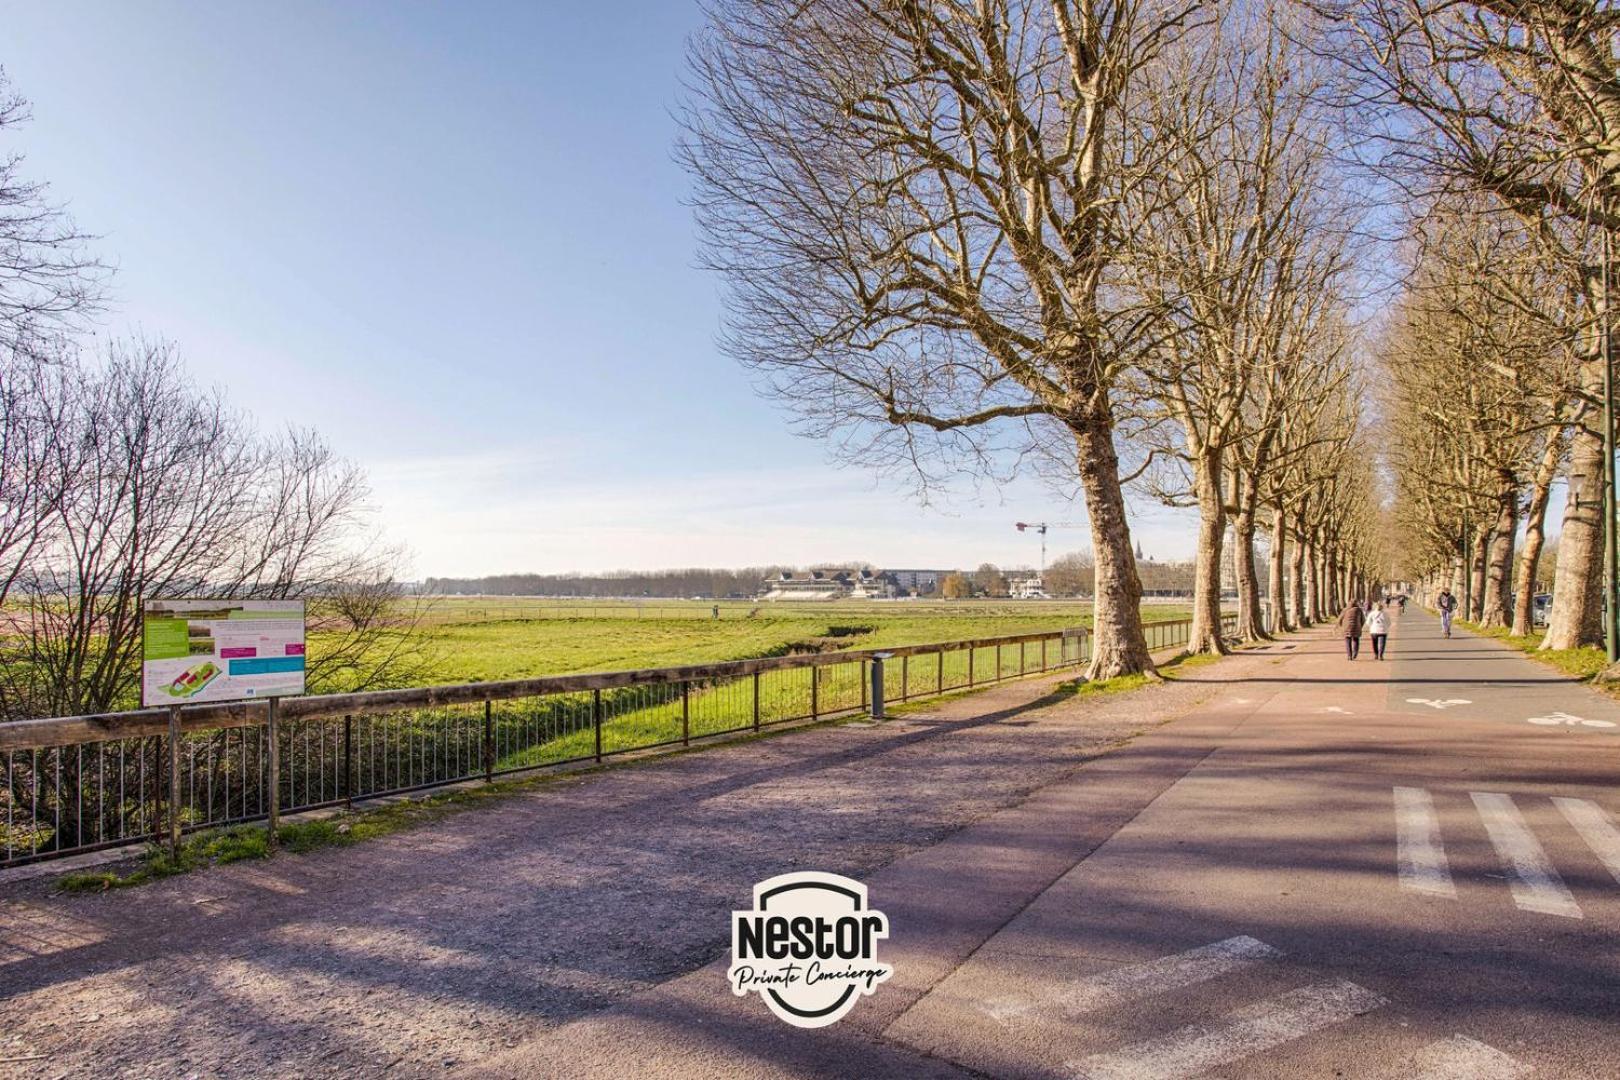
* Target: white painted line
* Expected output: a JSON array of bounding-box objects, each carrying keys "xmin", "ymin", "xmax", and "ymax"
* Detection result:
[
  {"xmin": 1471, "ymin": 792, "xmax": 1582, "ymax": 919},
  {"xmin": 1394, "ymin": 787, "xmax": 1457, "ymax": 899},
  {"xmin": 1553, "ymin": 797, "xmax": 1620, "ymax": 885},
  {"xmin": 1064, "ymin": 979, "xmax": 1386, "ymax": 1080},
  {"xmin": 1404, "ymin": 1034, "xmax": 1531, "ymax": 1079},
  {"xmin": 983, "ymin": 935, "xmax": 1281, "ymax": 1023}
]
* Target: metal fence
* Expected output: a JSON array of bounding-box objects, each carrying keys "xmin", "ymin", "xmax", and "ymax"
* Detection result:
[{"xmin": 0, "ymin": 615, "xmax": 1231, "ymax": 869}]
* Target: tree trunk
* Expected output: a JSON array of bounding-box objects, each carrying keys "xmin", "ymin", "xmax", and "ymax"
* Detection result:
[
  {"xmin": 1231, "ymin": 478, "xmax": 1268, "ymax": 641},
  {"xmin": 1480, "ymin": 467, "xmax": 1518, "ymax": 629},
  {"xmin": 1304, "ymin": 537, "xmax": 1320, "ymax": 623},
  {"xmin": 1072, "ymin": 419, "xmax": 1154, "ymax": 678},
  {"xmin": 1468, "ymin": 528, "xmax": 1490, "ymax": 622},
  {"xmin": 1290, "ymin": 526, "xmax": 1309, "ymax": 626},
  {"xmin": 1187, "ymin": 453, "xmax": 1228, "ymax": 654},
  {"xmin": 1544, "ymin": 423, "xmax": 1606, "ymax": 649},
  {"xmin": 1270, "ymin": 505, "xmax": 1292, "ymax": 633},
  {"xmin": 1512, "ymin": 429, "xmax": 1564, "ymax": 636}
]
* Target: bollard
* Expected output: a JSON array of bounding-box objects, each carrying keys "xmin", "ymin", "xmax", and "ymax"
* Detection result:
[{"xmin": 870, "ymin": 652, "xmax": 892, "ymax": 720}]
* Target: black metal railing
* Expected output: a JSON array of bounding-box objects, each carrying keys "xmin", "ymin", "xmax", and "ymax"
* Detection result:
[{"xmin": 0, "ymin": 615, "xmax": 1233, "ymax": 869}]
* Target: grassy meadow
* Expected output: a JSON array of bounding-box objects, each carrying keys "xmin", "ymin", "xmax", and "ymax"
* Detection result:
[{"xmin": 383, "ymin": 599, "xmax": 1193, "ymax": 685}]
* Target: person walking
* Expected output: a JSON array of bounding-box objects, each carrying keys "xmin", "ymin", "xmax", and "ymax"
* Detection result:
[
  {"xmin": 1368, "ymin": 602, "xmax": 1390, "ymax": 660},
  {"xmin": 1436, "ymin": 589, "xmax": 1456, "ymax": 638},
  {"xmin": 1337, "ymin": 599, "xmax": 1366, "ymax": 659}
]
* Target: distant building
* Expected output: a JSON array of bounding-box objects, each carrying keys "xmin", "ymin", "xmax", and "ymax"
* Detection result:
[
  {"xmin": 1006, "ymin": 571, "xmax": 1049, "ymax": 599},
  {"xmin": 758, "ymin": 568, "xmax": 897, "ymax": 601},
  {"xmin": 884, "ymin": 569, "xmax": 952, "ymax": 595}
]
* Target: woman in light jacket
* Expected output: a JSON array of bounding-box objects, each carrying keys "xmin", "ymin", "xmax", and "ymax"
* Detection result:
[{"xmin": 1367, "ymin": 602, "xmax": 1390, "ymax": 661}]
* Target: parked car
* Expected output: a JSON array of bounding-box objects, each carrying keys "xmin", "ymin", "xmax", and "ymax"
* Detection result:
[{"xmin": 1509, "ymin": 592, "xmax": 1553, "ymax": 628}]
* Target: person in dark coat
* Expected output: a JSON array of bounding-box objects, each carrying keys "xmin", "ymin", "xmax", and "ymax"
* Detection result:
[{"xmin": 1337, "ymin": 600, "xmax": 1365, "ymax": 659}]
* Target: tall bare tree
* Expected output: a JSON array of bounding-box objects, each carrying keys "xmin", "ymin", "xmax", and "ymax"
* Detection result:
[
  {"xmin": 1313, "ymin": 1, "xmax": 1620, "ymax": 647},
  {"xmin": 679, "ymin": 0, "xmax": 1220, "ymax": 678},
  {"xmin": 1123, "ymin": 9, "xmax": 1358, "ymax": 649}
]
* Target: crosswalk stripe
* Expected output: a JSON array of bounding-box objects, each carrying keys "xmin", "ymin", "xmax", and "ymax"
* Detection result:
[
  {"xmin": 983, "ymin": 935, "xmax": 1281, "ymax": 1023},
  {"xmin": 1394, "ymin": 786, "xmax": 1456, "ymax": 898},
  {"xmin": 1471, "ymin": 792, "xmax": 1582, "ymax": 919},
  {"xmin": 1403, "ymin": 1035, "xmax": 1531, "ymax": 1079},
  {"xmin": 1063, "ymin": 979, "xmax": 1386, "ymax": 1080},
  {"xmin": 1552, "ymin": 796, "xmax": 1620, "ymax": 885}
]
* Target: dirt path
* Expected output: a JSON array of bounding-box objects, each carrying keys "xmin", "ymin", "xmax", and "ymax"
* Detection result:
[{"xmin": 0, "ymin": 650, "xmax": 1285, "ymax": 1079}]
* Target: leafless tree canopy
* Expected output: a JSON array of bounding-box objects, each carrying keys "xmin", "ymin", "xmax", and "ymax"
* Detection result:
[
  {"xmin": 0, "ymin": 339, "xmax": 425, "ymax": 720},
  {"xmin": 680, "ymin": 0, "xmax": 1241, "ymax": 676},
  {"xmin": 0, "ymin": 70, "xmax": 105, "ymax": 351}
]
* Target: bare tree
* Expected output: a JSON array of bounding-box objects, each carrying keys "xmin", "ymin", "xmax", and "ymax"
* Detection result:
[
  {"xmin": 0, "ymin": 339, "xmax": 419, "ymax": 719},
  {"xmin": 1043, "ymin": 549, "xmax": 1096, "ymax": 595},
  {"xmin": 0, "ymin": 71, "xmax": 105, "ymax": 350},
  {"xmin": 1312, "ymin": 1, "xmax": 1620, "ymax": 647},
  {"xmin": 973, "ymin": 562, "xmax": 1007, "ymax": 597},
  {"xmin": 679, "ymin": 0, "xmax": 1218, "ymax": 678},
  {"xmin": 1120, "ymin": 8, "xmax": 1357, "ymax": 650}
]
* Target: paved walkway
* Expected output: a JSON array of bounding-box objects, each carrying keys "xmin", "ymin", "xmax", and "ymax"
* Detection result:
[
  {"xmin": 458, "ymin": 610, "xmax": 1620, "ymax": 1079},
  {"xmin": 6, "ymin": 613, "xmax": 1619, "ymax": 1078},
  {"xmin": 0, "ymin": 650, "xmax": 1250, "ymax": 1079}
]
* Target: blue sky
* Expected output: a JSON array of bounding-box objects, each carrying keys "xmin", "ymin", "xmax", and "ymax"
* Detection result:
[{"xmin": 2, "ymin": 1, "xmax": 1200, "ymax": 577}]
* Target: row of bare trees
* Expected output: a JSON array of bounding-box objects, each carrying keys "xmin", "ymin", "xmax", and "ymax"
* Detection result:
[
  {"xmin": 0, "ymin": 70, "xmax": 421, "ymax": 720},
  {"xmin": 680, "ymin": 1, "xmax": 1386, "ymax": 675},
  {"xmin": 1314, "ymin": 0, "xmax": 1620, "ymax": 651}
]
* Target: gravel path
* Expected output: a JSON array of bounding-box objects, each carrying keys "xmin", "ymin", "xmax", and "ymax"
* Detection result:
[{"xmin": 0, "ymin": 656, "xmax": 1263, "ymax": 1079}]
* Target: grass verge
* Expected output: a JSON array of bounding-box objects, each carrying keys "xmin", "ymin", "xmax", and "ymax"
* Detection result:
[
  {"xmin": 55, "ymin": 775, "xmax": 587, "ymax": 894},
  {"xmin": 1457, "ymin": 621, "xmax": 1609, "ymax": 681},
  {"xmin": 1052, "ymin": 649, "xmax": 1223, "ymax": 697}
]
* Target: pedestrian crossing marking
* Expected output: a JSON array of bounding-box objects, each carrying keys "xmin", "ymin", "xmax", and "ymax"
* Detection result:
[
  {"xmin": 1392, "ymin": 788, "xmax": 1610, "ymax": 919},
  {"xmin": 1471, "ymin": 792, "xmax": 1582, "ymax": 918},
  {"xmin": 1394, "ymin": 786, "xmax": 1456, "ymax": 898},
  {"xmin": 1063, "ymin": 978, "xmax": 1385, "ymax": 1080},
  {"xmin": 1553, "ymin": 797, "xmax": 1620, "ymax": 885},
  {"xmin": 983, "ymin": 935, "xmax": 1281, "ymax": 1023},
  {"xmin": 1403, "ymin": 1035, "xmax": 1531, "ymax": 1079}
]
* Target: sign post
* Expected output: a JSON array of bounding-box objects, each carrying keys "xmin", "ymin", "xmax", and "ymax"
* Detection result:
[{"xmin": 168, "ymin": 705, "xmax": 182, "ymax": 860}]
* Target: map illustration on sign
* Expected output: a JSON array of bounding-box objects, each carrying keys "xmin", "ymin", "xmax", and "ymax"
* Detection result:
[{"xmin": 141, "ymin": 599, "xmax": 307, "ymax": 708}]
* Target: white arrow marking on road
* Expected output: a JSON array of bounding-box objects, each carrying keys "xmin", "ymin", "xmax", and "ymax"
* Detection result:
[
  {"xmin": 1471, "ymin": 792, "xmax": 1582, "ymax": 919},
  {"xmin": 1406, "ymin": 698, "xmax": 1472, "ymax": 710},
  {"xmin": 1553, "ymin": 797, "xmax": 1620, "ymax": 885},
  {"xmin": 1403, "ymin": 1035, "xmax": 1531, "ymax": 1079},
  {"xmin": 1527, "ymin": 711, "xmax": 1617, "ymax": 729},
  {"xmin": 1319, "ymin": 706, "xmax": 1352, "ymax": 714},
  {"xmin": 983, "ymin": 935, "xmax": 1281, "ymax": 1023},
  {"xmin": 1394, "ymin": 787, "xmax": 1456, "ymax": 898},
  {"xmin": 1064, "ymin": 979, "xmax": 1386, "ymax": 1080}
]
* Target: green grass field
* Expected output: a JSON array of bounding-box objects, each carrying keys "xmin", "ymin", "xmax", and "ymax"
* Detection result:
[{"xmin": 389, "ymin": 601, "xmax": 1191, "ymax": 685}]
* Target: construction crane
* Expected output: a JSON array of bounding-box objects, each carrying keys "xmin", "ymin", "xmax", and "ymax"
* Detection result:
[{"xmin": 1014, "ymin": 521, "xmax": 1085, "ymax": 577}]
